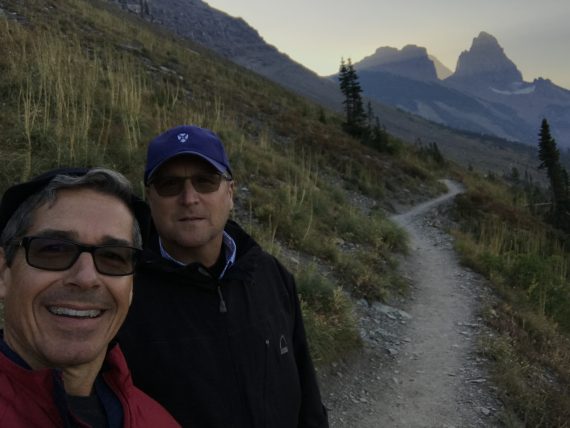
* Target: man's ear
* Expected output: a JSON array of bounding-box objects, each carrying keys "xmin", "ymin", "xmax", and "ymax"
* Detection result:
[{"xmin": 0, "ymin": 248, "xmax": 8, "ymax": 298}]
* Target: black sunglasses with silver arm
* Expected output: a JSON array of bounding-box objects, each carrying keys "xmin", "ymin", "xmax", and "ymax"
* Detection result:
[{"xmin": 16, "ymin": 236, "xmax": 142, "ymax": 276}]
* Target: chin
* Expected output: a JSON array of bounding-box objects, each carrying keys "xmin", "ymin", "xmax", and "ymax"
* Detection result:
[{"xmin": 43, "ymin": 344, "xmax": 106, "ymax": 368}]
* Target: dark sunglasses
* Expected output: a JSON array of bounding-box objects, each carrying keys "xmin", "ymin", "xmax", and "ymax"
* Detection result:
[
  {"xmin": 150, "ymin": 172, "xmax": 232, "ymax": 197},
  {"xmin": 16, "ymin": 236, "xmax": 141, "ymax": 276}
]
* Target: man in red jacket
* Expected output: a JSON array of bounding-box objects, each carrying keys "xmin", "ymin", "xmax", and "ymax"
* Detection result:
[{"xmin": 0, "ymin": 168, "xmax": 179, "ymax": 428}]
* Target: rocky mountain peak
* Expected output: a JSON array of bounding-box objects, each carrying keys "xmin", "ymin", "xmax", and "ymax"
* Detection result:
[
  {"xmin": 471, "ymin": 31, "xmax": 500, "ymax": 49},
  {"xmin": 450, "ymin": 31, "xmax": 522, "ymax": 87},
  {"xmin": 354, "ymin": 44, "xmax": 438, "ymax": 82}
]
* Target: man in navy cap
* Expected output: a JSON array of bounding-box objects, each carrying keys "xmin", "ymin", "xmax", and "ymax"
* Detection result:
[{"xmin": 118, "ymin": 125, "xmax": 329, "ymax": 427}]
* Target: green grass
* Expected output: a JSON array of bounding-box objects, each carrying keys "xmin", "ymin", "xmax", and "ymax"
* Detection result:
[
  {"xmin": 451, "ymin": 172, "xmax": 570, "ymax": 426},
  {"xmin": 295, "ymin": 265, "xmax": 360, "ymax": 365}
]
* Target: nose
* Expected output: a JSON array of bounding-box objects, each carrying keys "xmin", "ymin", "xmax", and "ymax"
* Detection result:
[
  {"xmin": 178, "ymin": 178, "xmax": 200, "ymax": 205},
  {"xmin": 66, "ymin": 252, "xmax": 101, "ymax": 289}
]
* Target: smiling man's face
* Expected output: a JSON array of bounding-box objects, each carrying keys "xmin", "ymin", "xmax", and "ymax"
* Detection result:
[{"xmin": 0, "ymin": 188, "xmax": 135, "ymax": 371}]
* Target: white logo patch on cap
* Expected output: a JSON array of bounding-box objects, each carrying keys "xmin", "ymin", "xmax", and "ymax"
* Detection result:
[{"xmin": 177, "ymin": 133, "xmax": 189, "ymax": 143}]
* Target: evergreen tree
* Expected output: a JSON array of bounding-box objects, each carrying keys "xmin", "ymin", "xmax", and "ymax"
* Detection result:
[
  {"xmin": 338, "ymin": 58, "xmax": 392, "ymax": 153},
  {"xmin": 338, "ymin": 58, "xmax": 366, "ymax": 136},
  {"xmin": 347, "ymin": 60, "xmax": 366, "ymax": 132},
  {"xmin": 538, "ymin": 119, "xmax": 560, "ymax": 173},
  {"xmin": 430, "ymin": 142, "xmax": 445, "ymax": 166},
  {"xmin": 366, "ymin": 101, "xmax": 374, "ymax": 130},
  {"xmin": 338, "ymin": 58, "xmax": 351, "ymax": 123},
  {"xmin": 537, "ymin": 118, "xmax": 569, "ymax": 230}
]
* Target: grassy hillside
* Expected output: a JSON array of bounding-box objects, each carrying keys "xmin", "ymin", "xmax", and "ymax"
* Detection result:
[
  {"xmin": 0, "ymin": 0, "xmax": 447, "ymax": 363},
  {"xmin": 450, "ymin": 170, "xmax": 570, "ymax": 425}
]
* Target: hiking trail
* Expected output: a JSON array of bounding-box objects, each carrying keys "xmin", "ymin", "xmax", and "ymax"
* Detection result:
[{"xmin": 319, "ymin": 179, "xmax": 503, "ymax": 427}]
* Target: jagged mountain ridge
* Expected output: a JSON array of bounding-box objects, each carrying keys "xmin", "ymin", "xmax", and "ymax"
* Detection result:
[
  {"xmin": 356, "ymin": 45, "xmax": 438, "ymax": 81},
  {"xmin": 353, "ymin": 32, "xmax": 570, "ymax": 148},
  {"xmin": 351, "ymin": 40, "xmax": 536, "ymax": 143},
  {"xmin": 448, "ymin": 31, "xmax": 522, "ymax": 85},
  {"xmin": 444, "ymin": 33, "xmax": 570, "ymax": 147},
  {"xmin": 356, "ymin": 70, "xmax": 534, "ymax": 142}
]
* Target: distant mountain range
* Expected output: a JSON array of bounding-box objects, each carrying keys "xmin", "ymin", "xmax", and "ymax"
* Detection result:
[
  {"xmin": 352, "ymin": 32, "xmax": 570, "ymax": 149},
  {"xmin": 109, "ymin": 0, "xmax": 570, "ymax": 153}
]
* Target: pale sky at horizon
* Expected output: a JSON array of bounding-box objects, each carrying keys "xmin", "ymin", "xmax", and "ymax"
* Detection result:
[{"xmin": 204, "ymin": 0, "xmax": 570, "ymax": 89}]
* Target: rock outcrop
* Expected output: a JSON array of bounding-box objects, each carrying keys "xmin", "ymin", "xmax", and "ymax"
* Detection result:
[
  {"xmin": 355, "ymin": 45, "xmax": 438, "ymax": 82},
  {"xmin": 448, "ymin": 31, "xmax": 523, "ymax": 88}
]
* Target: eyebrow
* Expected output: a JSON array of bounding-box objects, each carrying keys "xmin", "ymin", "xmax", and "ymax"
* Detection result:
[{"xmin": 32, "ymin": 229, "xmax": 133, "ymax": 247}]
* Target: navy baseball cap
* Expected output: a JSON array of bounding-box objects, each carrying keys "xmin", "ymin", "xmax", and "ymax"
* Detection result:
[{"xmin": 144, "ymin": 125, "xmax": 232, "ymax": 185}]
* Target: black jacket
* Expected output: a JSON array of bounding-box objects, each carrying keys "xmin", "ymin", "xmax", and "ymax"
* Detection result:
[{"xmin": 118, "ymin": 220, "xmax": 328, "ymax": 428}]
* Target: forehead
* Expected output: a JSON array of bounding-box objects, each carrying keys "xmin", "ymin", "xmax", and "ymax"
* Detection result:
[
  {"xmin": 28, "ymin": 188, "xmax": 133, "ymax": 242},
  {"xmin": 155, "ymin": 155, "xmax": 216, "ymax": 176}
]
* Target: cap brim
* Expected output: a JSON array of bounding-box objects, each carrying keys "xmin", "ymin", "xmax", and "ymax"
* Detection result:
[{"xmin": 145, "ymin": 152, "xmax": 229, "ymax": 184}]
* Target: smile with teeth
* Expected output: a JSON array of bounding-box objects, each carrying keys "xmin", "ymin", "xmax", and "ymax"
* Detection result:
[{"xmin": 48, "ymin": 306, "xmax": 102, "ymax": 319}]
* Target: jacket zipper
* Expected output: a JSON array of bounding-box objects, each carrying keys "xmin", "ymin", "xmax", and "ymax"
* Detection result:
[{"xmin": 217, "ymin": 285, "xmax": 228, "ymax": 313}]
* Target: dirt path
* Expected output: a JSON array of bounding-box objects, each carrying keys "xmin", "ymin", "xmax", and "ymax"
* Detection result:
[{"xmin": 319, "ymin": 180, "xmax": 503, "ymax": 427}]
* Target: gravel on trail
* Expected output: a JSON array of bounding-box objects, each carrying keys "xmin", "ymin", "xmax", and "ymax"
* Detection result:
[{"xmin": 318, "ymin": 180, "xmax": 504, "ymax": 428}]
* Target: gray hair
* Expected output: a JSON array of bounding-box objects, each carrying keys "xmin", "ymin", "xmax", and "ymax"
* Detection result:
[{"xmin": 1, "ymin": 168, "xmax": 142, "ymax": 265}]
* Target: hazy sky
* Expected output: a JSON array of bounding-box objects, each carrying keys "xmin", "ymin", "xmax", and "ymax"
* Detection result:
[{"xmin": 205, "ymin": 0, "xmax": 570, "ymax": 89}]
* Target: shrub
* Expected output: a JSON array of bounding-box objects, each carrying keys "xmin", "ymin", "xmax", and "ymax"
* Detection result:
[{"xmin": 296, "ymin": 266, "xmax": 360, "ymax": 365}]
